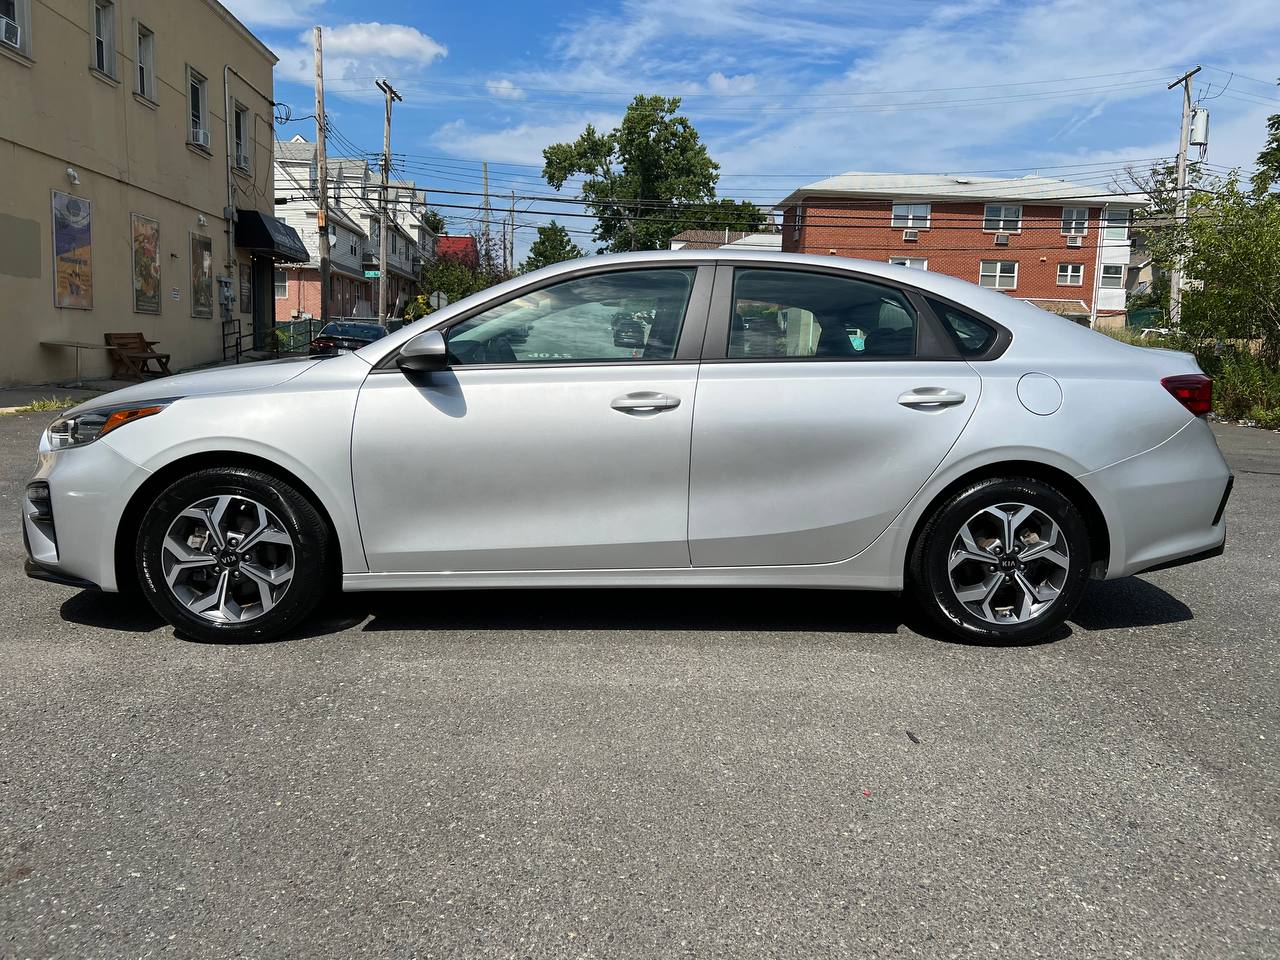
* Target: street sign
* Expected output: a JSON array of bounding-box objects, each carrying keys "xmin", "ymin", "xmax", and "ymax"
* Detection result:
[
  {"xmin": 428, "ymin": 291, "xmax": 449, "ymax": 310},
  {"xmin": 364, "ymin": 270, "xmax": 381, "ymax": 278}
]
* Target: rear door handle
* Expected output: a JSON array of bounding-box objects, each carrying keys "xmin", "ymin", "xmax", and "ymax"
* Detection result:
[
  {"xmin": 611, "ymin": 391, "xmax": 681, "ymax": 413},
  {"xmin": 898, "ymin": 387, "xmax": 967, "ymax": 408}
]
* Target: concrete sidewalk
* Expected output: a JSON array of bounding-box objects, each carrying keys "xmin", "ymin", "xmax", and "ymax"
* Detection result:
[{"xmin": 0, "ymin": 379, "xmax": 139, "ymax": 413}]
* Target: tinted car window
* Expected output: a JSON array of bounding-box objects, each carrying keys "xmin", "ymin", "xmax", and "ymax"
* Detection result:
[
  {"xmin": 321, "ymin": 322, "xmax": 386, "ymax": 340},
  {"xmin": 446, "ymin": 268, "xmax": 696, "ymax": 365},
  {"xmin": 728, "ymin": 269, "xmax": 917, "ymax": 359},
  {"xmin": 925, "ymin": 298, "xmax": 997, "ymax": 357}
]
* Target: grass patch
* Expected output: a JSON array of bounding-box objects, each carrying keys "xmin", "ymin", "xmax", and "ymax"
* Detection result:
[{"xmin": 10, "ymin": 396, "xmax": 78, "ymax": 414}]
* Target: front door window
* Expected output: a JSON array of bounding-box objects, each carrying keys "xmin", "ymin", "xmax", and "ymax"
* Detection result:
[{"xmin": 445, "ymin": 268, "xmax": 696, "ymax": 365}]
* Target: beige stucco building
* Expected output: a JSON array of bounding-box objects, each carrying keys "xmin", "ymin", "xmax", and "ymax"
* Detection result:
[{"xmin": 0, "ymin": 0, "xmax": 305, "ymax": 385}]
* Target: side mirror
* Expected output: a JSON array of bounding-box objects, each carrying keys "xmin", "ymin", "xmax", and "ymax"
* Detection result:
[{"xmin": 396, "ymin": 329, "xmax": 449, "ymax": 372}]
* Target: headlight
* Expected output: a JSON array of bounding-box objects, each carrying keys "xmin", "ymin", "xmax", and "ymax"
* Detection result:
[{"xmin": 47, "ymin": 399, "xmax": 177, "ymax": 450}]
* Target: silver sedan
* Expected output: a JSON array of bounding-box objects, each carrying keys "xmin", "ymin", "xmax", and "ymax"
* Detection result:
[{"xmin": 23, "ymin": 251, "xmax": 1232, "ymax": 644}]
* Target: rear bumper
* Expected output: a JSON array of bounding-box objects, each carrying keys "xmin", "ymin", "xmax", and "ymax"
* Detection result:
[{"xmin": 1080, "ymin": 418, "xmax": 1232, "ymax": 579}]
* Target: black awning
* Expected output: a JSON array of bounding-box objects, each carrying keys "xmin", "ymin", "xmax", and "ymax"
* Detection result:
[{"xmin": 235, "ymin": 209, "xmax": 309, "ymax": 263}]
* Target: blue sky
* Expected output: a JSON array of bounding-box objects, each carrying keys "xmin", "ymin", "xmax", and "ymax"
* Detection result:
[{"xmin": 223, "ymin": 0, "xmax": 1280, "ymax": 257}]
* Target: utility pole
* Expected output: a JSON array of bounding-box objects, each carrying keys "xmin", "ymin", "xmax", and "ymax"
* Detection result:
[
  {"xmin": 508, "ymin": 190, "xmax": 516, "ymax": 274},
  {"xmin": 313, "ymin": 26, "xmax": 330, "ymax": 326},
  {"xmin": 375, "ymin": 79, "xmax": 402, "ymax": 324},
  {"xmin": 1167, "ymin": 65, "xmax": 1201, "ymax": 330},
  {"xmin": 481, "ymin": 161, "xmax": 491, "ymax": 270}
]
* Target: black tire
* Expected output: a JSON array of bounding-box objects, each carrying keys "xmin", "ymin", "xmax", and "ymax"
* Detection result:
[
  {"xmin": 136, "ymin": 467, "xmax": 330, "ymax": 643},
  {"xmin": 908, "ymin": 477, "xmax": 1091, "ymax": 644}
]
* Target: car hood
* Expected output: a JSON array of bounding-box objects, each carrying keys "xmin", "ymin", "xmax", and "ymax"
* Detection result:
[{"xmin": 63, "ymin": 357, "xmax": 324, "ymax": 417}]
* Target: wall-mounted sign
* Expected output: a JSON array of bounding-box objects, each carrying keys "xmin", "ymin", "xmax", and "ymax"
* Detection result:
[
  {"xmin": 190, "ymin": 233, "xmax": 213, "ymax": 318},
  {"xmin": 170, "ymin": 287, "xmax": 180, "ymax": 301},
  {"xmin": 239, "ymin": 262, "xmax": 252, "ymax": 314},
  {"xmin": 52, "ymin": 191, "xmax": 92, "ymax": 310},
  {"xmin": 131, "ymin": 214, "xmax": 161, "ymax": 314}
]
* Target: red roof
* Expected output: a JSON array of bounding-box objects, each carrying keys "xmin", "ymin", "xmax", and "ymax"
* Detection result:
[{"xmin": 436, "ymin": 235, "xmax": 479, "ymax": 267}]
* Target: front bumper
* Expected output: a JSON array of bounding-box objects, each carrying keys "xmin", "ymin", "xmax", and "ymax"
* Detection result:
[{"xmin": 21, "ymin": 433, "xmax": 152, "ymax": 592}]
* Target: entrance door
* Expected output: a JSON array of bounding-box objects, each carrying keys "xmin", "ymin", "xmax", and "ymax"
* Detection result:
[{"xmin": 251, "ymin": 256, "xmax": 272, "ymax": 351}]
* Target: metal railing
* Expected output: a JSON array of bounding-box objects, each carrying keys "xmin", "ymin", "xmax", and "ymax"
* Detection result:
[{"xmin": 268, "ymin": 318, "xmax": 323, "ymax": 354}]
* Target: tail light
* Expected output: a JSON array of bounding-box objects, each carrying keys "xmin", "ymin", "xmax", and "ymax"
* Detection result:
[
  {"xmin": 1161, "ymin": 374, "xmax": 1213, "ymax": 417},
  {"xmin": 312, "ymin": 337, "xmax": 337, "ymax": 349}
]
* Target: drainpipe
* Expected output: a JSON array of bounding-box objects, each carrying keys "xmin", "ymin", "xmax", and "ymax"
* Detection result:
[{"xmin": 1089, "ymin": 204, "xmax": 1106, "ymax": 328}]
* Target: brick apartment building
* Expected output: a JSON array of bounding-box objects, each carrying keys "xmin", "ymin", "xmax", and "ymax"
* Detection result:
[{"xmin": 777, "ymin": 174, "xmax": 1145, "ymax": 325}]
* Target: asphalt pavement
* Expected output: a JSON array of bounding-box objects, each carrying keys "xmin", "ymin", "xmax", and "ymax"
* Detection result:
[{"xmin": 1, "ymin": 410, "xmax": 1277, "ymax": 959}]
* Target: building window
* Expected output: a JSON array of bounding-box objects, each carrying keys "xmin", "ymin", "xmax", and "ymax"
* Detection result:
[
  {"xmin": 350, "ymin": 240, "xmax": 357, "ymax": 258},
  {"xmin": 135, "ymin": 23, "xmax": 154, "ymax": 99},
  {"xmin": 889, "ymin": 257, "xmax": 928, "ymax": 270},
  {"xmin": 274, "ymin": 269, "xmax": 287, "ymax": 299},
  {"xmin": 391, "ymin": 232, "xmax": 398, "ymax": 256},
  {"xmin": 187, "ymin": 66, "xmax": 208, "ymax": 147},
  {"xmin": 233, "ymin": 103, "xmax": 250, "ymax": 170},
  {"xmin": 1, "ymin": 0, "xmax": 30, "ymax": 56},
  {"xmin": 91, "ymin": 0, "xmax": 115, "ymax": 77},
  {"xmin": 792, "ymin": 205, "xmax": 803, "ymax": 239},
  {"xmin": 983, "ymin": 204, "xmax": 1022, "ymax": 233},
  {"xmin": 979, "ymin": 260, "xmax": 1018, "ymax": 290},
  {"xmin": 891, "ymin": 203, "xmax": 931, "ymax": 229},
  {"xmin": 1057, "ymin": 263, "xmax": 1084, "ymax": 286},
  {"xmin": 1100, "ymin": 264, "xmax": 1125, "ymax": 288},
  {"xmin": 1061, "ymin": 207, "xmax": 1088, "ymax": 236},
  {"xmin": 1103, "ymin": 208, "xmax": 1130, "ymax": 241}
]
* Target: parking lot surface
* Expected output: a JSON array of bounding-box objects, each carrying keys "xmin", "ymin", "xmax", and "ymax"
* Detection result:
[{"xmin": 1, "ymin": 410, "xmax": 1277, "ymax": 959}]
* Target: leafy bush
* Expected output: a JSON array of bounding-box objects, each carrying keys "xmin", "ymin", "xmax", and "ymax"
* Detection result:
[{"xmin": 1214, "ymin": 350, "xmax": 1280, "ymax": 421}]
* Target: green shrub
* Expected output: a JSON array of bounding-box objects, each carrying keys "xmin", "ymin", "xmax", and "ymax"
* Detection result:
[{"xmin": 1215, "ymin": 350, "xmax": 1280, "ymax": 420}]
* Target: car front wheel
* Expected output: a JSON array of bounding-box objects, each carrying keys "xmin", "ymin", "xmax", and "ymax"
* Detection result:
[
  {"xmin": 136, "ymin": 466, "xmax": 331, "ymax": 643},
  {"xmin": 909, "ymin": 477, "xmax": 1091, "ymax": 643}
]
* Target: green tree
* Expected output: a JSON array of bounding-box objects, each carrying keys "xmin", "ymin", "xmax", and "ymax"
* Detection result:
[
  {"xmin": 519, "ymin": 221, "xmax": 584, "ymax": 273},
  {"xmin": 1180, "ymin": 175, "xmax": 1280, "ymax": 359},
  {"xmin": 421, "ymin": 208, "xmax": 446, "ymax": 235},
  {"xmin": 408, "ymin": 249, "xmax": 508, "ymax": 320},
  {"xmin": 542, "ymin": 94, "xmax": 765, "ymax": 252}
]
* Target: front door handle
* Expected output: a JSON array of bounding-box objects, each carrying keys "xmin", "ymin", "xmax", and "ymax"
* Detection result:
[
  {"xmin": 611, "ymin": 391, "xmax": 681, "ymax": 413},
  {"xmin": 898, "ymin": 387, "xmax": 967, "ymax": 408}
]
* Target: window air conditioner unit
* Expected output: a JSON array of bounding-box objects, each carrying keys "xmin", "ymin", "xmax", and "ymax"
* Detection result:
[
  {"xmin": 235, "ymin": 153, "xmax": 251, "ymax": 171},
  {"xmin": 1066, "ymin": 235, "xmax": 1083, "ymax": 248},
  {"xmin": 1, "ymin": 17, "xmax": 19, "ymax": 48},
  {"xmin": 191, "ymin": 127, "xmax": 210, "ymax": 149},
  {"xmin": 902, "ymin": 229, "xmax": 919, "ymax": 242},
  {"xmin": 994, "ymin": 233, "xmax": 1010, "ymax": 246}
]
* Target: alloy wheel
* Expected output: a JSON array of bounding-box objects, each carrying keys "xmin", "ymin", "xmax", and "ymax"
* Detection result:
[
  {"xmin": 946, "ymin": 502, "xmax": 1071, "ymax": 625},
  {"xmin": 160, "ymin": 495, "xmax": 295, "ymax": 624}
]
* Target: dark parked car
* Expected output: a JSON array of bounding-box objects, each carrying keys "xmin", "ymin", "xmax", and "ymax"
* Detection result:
[{"xmin": 309, "ymin": 321, "xmax": 388, "ymax": 356}]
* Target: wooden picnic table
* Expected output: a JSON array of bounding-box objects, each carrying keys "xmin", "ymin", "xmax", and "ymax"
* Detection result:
[{"xmin": 40, "ymin": 339, "xmax": 116, "ymax": 387}]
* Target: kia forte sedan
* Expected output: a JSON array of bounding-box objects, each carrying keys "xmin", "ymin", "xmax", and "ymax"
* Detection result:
[{"xmin": 23, "ymin": 251, "xmax": 1232, "ymax": 644}]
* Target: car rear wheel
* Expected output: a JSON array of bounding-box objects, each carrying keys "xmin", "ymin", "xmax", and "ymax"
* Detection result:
[
  {"xmin": 136, "ymin": 467, "xmax": 330, "ymax": 643},
  {"xmin": 909, "ymin": 477, "xmax": 1091, "ymax": 643}
]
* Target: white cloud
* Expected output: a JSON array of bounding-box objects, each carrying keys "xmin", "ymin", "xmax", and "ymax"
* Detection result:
[
  {"xmin": 434, "ymin": 115, "xmax": 619, "ymax": 166},
  {"xmin": 276, "ymin": 21, "xmax": 447, "ymax": 87},
  {"xmin": 706, "ymin": 71, "xmax": 755, "ymax": 94},
  {"xmin": 220, "ymin": 0, "xmax": 325, "ymax": 29},
  {"xmin": 486, "ymin": 79, "xmax": 526, "ymax": 100}
]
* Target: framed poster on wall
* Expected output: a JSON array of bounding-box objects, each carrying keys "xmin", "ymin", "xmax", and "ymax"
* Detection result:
[
  {"xmin": 190, "ymin": 232, "xmax": 213, "ymax": 318},
  {"xmin": 52, "ymin": 191, "xmax": 92, "ymax": 309},
  {"xmin": 239, "ymin": 262, "xmax": 252, "ymax": 314},
  {"xmin": 131, "ymin": 214, "xmax": 161, "ymax": 314}
]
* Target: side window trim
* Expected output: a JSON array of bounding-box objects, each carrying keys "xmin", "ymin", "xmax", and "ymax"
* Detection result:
[
  {"xmin": 373, "ymin": 263, "xmax": 715, "ymax": 372},
  {"xmin": 701, "ymin": 264, "xmax": 955, "ymax": 363}
]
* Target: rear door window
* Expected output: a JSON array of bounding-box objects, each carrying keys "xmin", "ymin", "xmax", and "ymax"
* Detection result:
[{"xmin": 728, "ymin": 269, "xmax": 917, "ymax": 359}]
